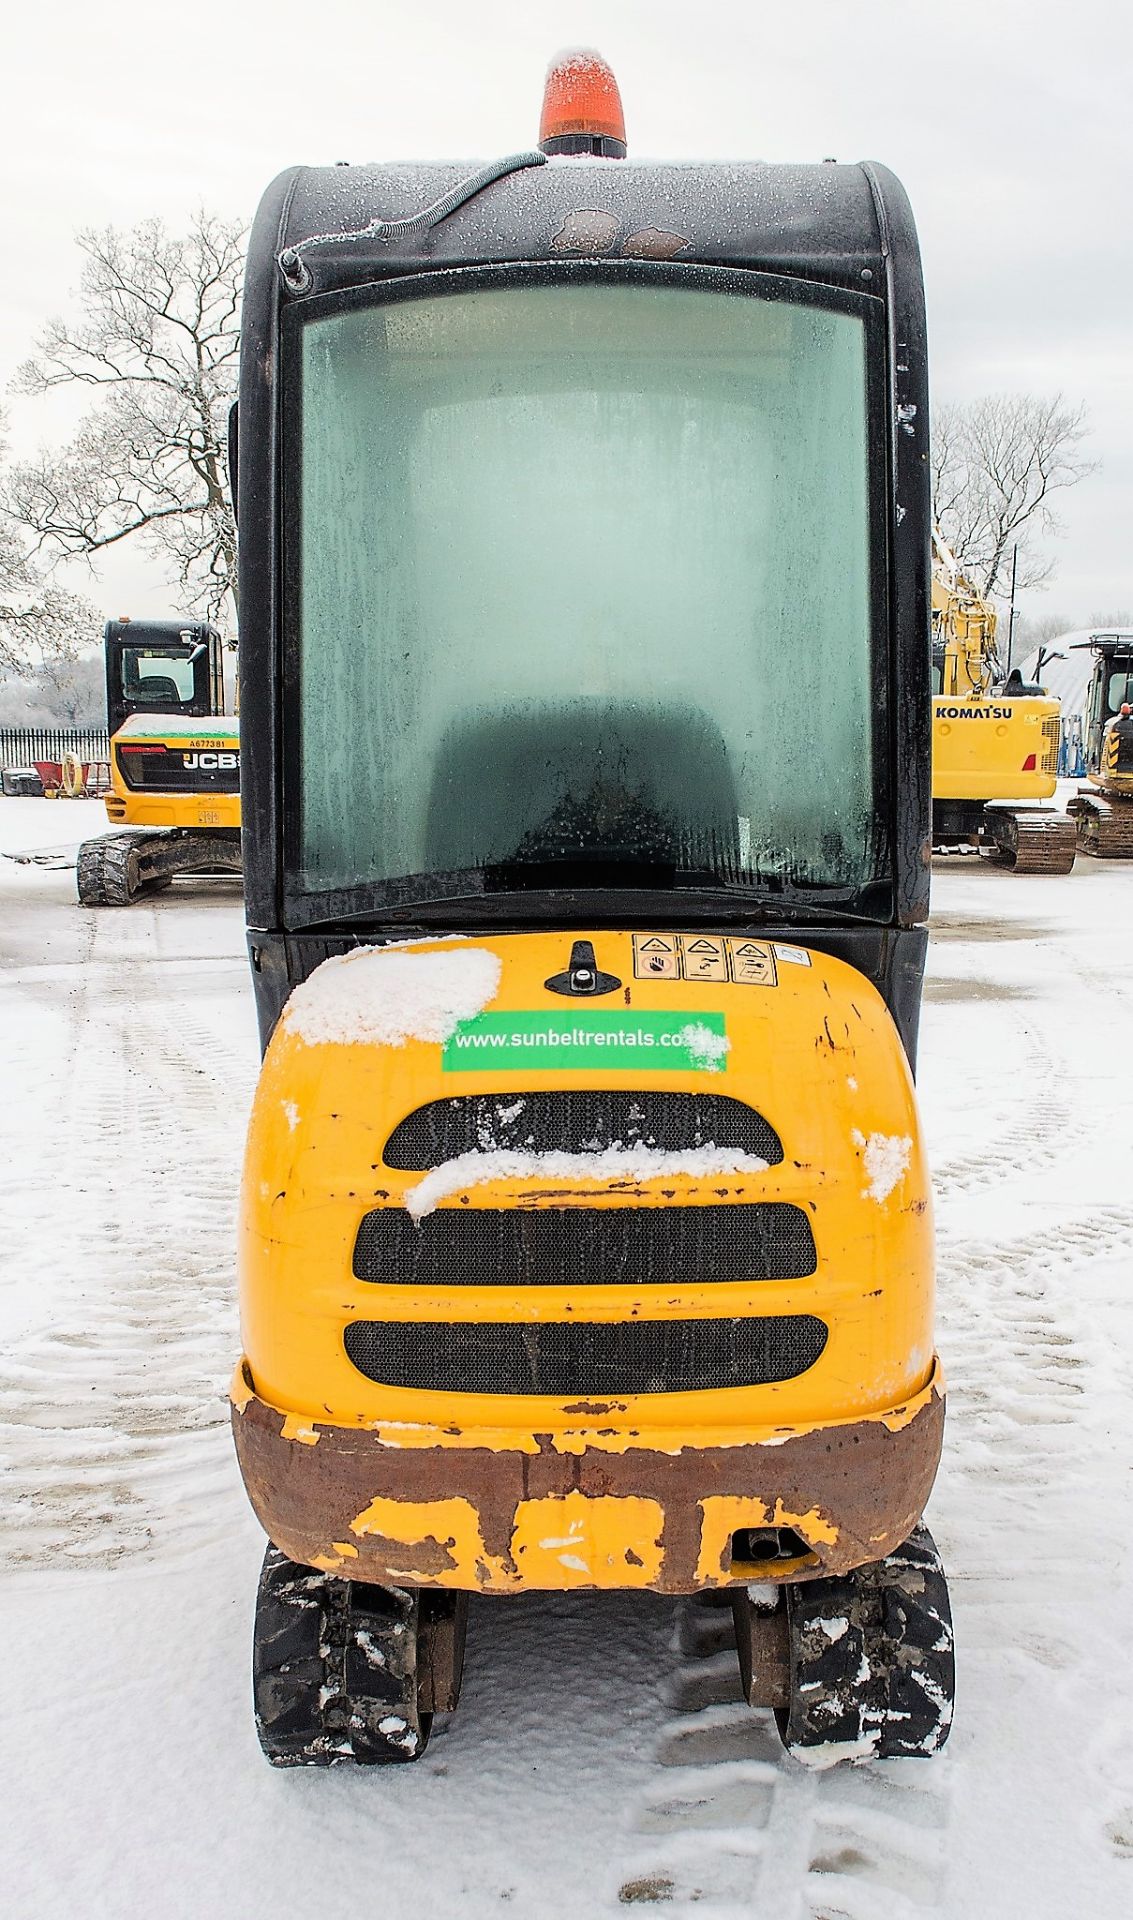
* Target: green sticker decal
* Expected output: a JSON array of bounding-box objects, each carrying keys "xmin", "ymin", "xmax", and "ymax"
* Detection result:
[{"xmin": 442, "ymin": 1011, "xmax": 728, "ymax": 1073}]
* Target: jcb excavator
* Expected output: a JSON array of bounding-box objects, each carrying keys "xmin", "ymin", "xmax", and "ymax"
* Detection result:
[
  {"xmin": 76, "ymin": 618, "xmax": 241, "ymax": 905},
  {"xmin": 230, "ymin": 52, "xmax": 954, "ymax": 1769},
  {"xmin": 1067, "ymin": 634, "xmax": 1133, "ymax": 855},
  {"xmin": 931, "ymin": 534, "xmax": 1074, "ymax": 873}
]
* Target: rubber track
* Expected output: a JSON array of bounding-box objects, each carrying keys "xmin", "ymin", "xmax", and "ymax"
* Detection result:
[
  {"xmin": 983, "ymin": 809, "xmax": 1077, "ymax": 875},
  {"xmin": 1071, "ymin": 793, "xmax": 1133, "ymax": 859},
  {"xmin": 76, "ymin": 833, "xmax": 147, "ymax": 906},
  {"xmin": 253, "ymin": 1546, "xmax": 431, "ymax": 1766},
  {"xmin": 778, "ymin": 1523, "xmax": 954, "ymax": 1762},
  {"xmin": 76, "ymin": 829, "xmax": 239, "ymax": 905}
]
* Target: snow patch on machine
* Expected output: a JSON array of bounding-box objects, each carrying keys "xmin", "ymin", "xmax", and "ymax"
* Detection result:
[
  {"xmin": 404, "ymin": 1142, "xmax": 769, "ymax": 1220},
  {"xmin": 673, "ymin": 1020, "xmax": 731, "ymax": 1070},
  {"xmin": 282, "ymin": 943, "xmax": 501, "ymax": 1049},
  {"xmin": 852, "ymin": 1128, "xmax": 912, "ymax": 1203}
]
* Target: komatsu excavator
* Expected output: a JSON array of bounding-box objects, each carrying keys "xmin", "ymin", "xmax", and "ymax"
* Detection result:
[
  {"xmin": 230, "ymin": 52, "xmax": 955, "ymax": 1769},
  {"xmin": 76, "ymin": 618, "xmax": 241, "ymax": 905},
  {"xmin": 931, "ymin": 535, "xmax": 1074, "ymax": 873},
  {"xmin": 1067, "ymin": 634, "xmax": 1133, "ymax": 855}
]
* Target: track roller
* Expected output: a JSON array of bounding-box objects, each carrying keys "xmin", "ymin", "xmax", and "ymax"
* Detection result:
[
  {"xmin": 252, "ymin": 1545, "xmax": 467, "ymax": 1767},
  {"xmin": 733, "ymin": 1523, "xmax": 954, "ymax": 1766}
]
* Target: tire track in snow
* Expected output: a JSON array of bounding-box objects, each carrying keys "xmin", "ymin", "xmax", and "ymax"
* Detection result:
[
  {"xmin": 0, "ymin": 910, "xmax": 256, "ymax": 1569},
  {"xmin": 928, "ymin": 1016, "xmax": 1073, "ymax": 1205},
  {"xmin": 612, "ymin": 1599, "xmax": 953, "ymax": 1918}
]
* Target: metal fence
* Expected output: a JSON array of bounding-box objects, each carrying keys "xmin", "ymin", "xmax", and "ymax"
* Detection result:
[{"xmin": 0, "ymin": 727, "xmax": 110, "ymax": 769}]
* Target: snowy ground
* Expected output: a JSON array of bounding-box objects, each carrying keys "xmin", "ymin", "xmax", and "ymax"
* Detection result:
[{"xmin": 2, "ymin": 796, "xmax": 1132, "ymax": 1919}]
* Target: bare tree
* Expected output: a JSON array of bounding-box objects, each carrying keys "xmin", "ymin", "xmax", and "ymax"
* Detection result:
[
  {"xmin": 932, "ymin": 394, "xmax": 1095, "ymax": 600},
  {"xmin": 5, "ymin": 212, "xmax": 243, "ymax": 621},
  {"xmin": 0, "ymin": 553, "xmax": 97, "ymax": 678},
  {"xmin": 1, "ymin": 411, "xmax": 98, "ymax": 677}
]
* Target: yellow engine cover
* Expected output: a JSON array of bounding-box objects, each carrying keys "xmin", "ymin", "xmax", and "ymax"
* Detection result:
[
  {"xmin": 932, "ymin": 693, "xmax": 1059, "ymax": 803},
  {"xmin": 231, "ymin": 931, "xmax": 941, "ymax": 1594},
  {"xmin": 104, "ymin": 714, "xmax": 241, "ymax": 830}
]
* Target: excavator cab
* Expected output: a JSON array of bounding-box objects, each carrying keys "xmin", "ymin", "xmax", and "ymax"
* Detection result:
[
  {"xmin": 1082, "ymin": 636, "xmax": 1133, "ymax": 774},
  {"xmin": 1068, "ymin": 635, "xmax": 1133, "ymax": 855},
  {"xmin": 231, "ymin": 54, "xmax": 953, "ymax": 1769},
  {"xmin": 105, "ymin": 618, "xmax": 225, "ymax": 738}
]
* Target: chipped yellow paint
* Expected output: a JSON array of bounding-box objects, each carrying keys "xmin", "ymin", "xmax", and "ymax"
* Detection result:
[
  {"xmin": 229, "ymin": 1360, "xmax": 254, "ymax": 1414},
  {"xmin": 364, "ymin": 1420, "xmax": 541, "ymax": 1456},
  {"xmin": 881, "ymin": 1368, "xmax": 944, "ymax": 1433},
  {"xmin": 309, "ymin": 1542, "xmax": 360, "ymax": 1573},
  {"xmin": 509, "ymin": 1491, "xmax": 665, "ymax": 1588},
  {"xmin": 280, "ymin": 1413, "xmax": 320, "ymax": 1446},
  {"xmin": 247, "ymin": 1358, "xmax": 942, "ymax": 1458},
  {"xmin": 349, "ymin": 1493, "xmax": 499, "ymax": 1587},
  {"xmin": 696, "ymin": 1494, "xmax": 840, "ymax": 1585}
]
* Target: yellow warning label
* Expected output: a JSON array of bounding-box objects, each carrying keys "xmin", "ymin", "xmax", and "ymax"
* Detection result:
[
  {"xmin": 726, "ymin": 938, "xmax": 778, "ymax": 986},
  {"xmin": 633, "ymin": 934, "xmax": 680, "ymax": 980},
  {"xmin": 678, "ymin": 934, "xmax": 728, "ymax": 982}
]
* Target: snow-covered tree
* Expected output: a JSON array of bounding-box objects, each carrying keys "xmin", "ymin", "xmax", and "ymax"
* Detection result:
[
  {"xmin": 5, "ymin": 212, "xmax": 243, "ymax": 622},
  {"xmin": 0, "ymin": 411, "xmax": 99, "ymax": 679},
  {"xmin": 932, "ymin": 394, "xmax": 1095, "ymax": 600}
]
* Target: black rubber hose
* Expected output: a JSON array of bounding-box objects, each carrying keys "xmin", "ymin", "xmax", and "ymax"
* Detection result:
[{"xmin": 279, "ymin": 150, "xmax": 549, "ymax": 290}]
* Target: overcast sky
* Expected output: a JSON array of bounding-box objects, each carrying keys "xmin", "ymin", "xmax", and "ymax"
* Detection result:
[{"xmin": 3, "ymin": 0, "xmax": 1130, "ymax": 632}]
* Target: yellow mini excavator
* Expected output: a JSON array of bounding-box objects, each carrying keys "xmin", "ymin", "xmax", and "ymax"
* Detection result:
[
  {"xmin": 931, "ymin": 534, "xmax": 1074, "ymax": 873},
  {"xmin": 76, "ymin": 618, "xmax": 241, "ymax": 905},
  {"xmin": 1066, "ymin": 634, "xmax": 1133, "ymax": 856},
  {"xmin": 230, "ymin": 52, "xmax": 954, "ymax": 1768}
]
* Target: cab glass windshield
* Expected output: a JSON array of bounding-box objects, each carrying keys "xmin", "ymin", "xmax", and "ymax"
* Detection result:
[
  {"xmin": 291, "ymin": 277, "xmax": 883, "ymax": 906},
  {"xmin": 121, "ymin": 649, "xmax": 197, "ymax": 704}
]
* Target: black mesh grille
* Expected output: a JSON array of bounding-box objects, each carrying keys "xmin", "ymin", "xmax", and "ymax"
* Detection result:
[
  {"xmin": 343, "ymin": 1315, "xmax": 828, "ymax": 1395},
  {"xmin": 383, "ymin": 1092, "xmax": 782, "ymax": 1171},
  {"xmin": 353, "ymin": 1203, "xmax": 816, "ymax": 1287}
]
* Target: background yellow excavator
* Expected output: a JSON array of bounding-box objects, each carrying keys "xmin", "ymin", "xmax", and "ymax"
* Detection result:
[
  {"xmin": 76, "ymin": 617, "xmax": 241, "ymax": 905},
  {"xmin": 931, "ymin": 533, "xmax": 1074, "ymax": 874},
  {"xmin": 1066, "ymin": 634, "xmax": 1133, "ymax": 856}
]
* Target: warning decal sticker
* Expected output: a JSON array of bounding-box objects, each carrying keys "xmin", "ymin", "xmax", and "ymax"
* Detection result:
[
  {"xmin": 633, "ymin": 934, "xmax": 781, "ymax": 986},
  {"xmin": 727, "ymin": 939, "xmax": 778, "ymax": 986},
  {"xmin": 632, "ymin": 934, "xmax": 680, "ymax": 979},
  {"xmin": 679, "ymin": 935, "xmax": 728, "ymax": 982}
]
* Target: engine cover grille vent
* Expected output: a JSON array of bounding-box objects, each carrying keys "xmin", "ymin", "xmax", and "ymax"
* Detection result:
[
  {"xmin": 343, "ymin": 1314, "xmax": 828, "ymax": 1396},
  {"xmin": 117, "ymin": 743, "xmax": 239, "ymax": 793},
  {"xmin": 383, "ymin": 1091, "xmax": 782, "ymax": 1171},
  {"xmin": 353, "ymin": 1202, "xmax": 816, "ymax": 1288}
]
